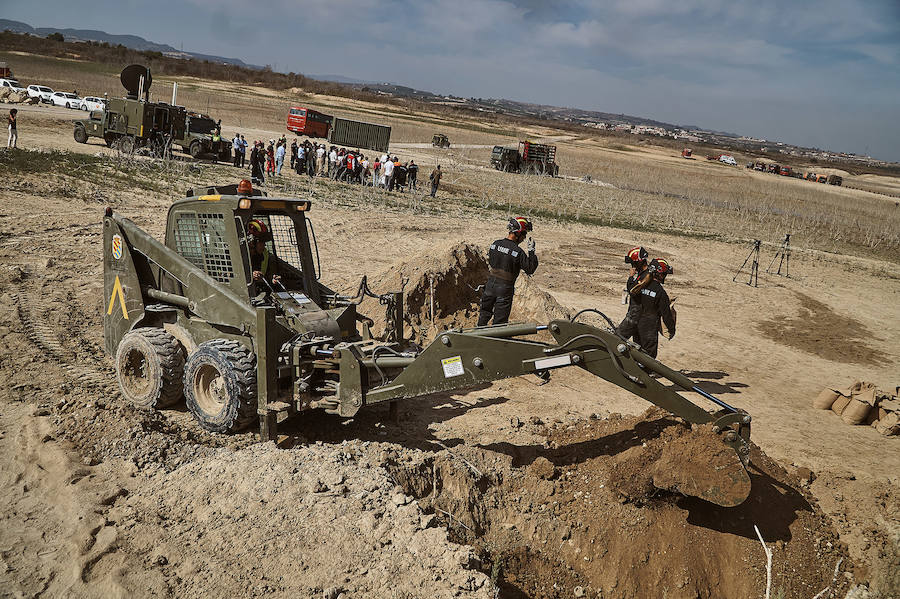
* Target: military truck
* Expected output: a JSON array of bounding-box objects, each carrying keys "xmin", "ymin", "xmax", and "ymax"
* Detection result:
[
  {"xmin": 101, "ymin": 179, "xmax": 756, "ymax": 508},
  {"xmin": 490, "ymin": 141, "xmax": 559, "ymax": 176},
  {"xmin": 73, "ymin": 65, "xmax": 186, "ymax": 156},
  {"xmin": 176, "ymin": 112, "xmax": 231, "ymax": 161},
  {"xmin": 432, "ymin": 133, "xmax": 450, "ymax": 148}
]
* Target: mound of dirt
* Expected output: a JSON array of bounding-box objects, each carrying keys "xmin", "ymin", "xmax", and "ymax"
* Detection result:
[
  {"xmin": 388, "ymin": 410, "xmax": 853, "ymax": 599},
  {"xmin": 375, "ymin": 242, "xmax": 569, "ymax": 343},
  {"xmin": 115, "ymin": 441, "xmax": 496, "ymax": 598}
]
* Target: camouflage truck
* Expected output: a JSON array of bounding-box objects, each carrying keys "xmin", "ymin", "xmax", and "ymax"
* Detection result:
[
  {"xmin": 73, "ymin": 96, "xmax": 187, "ymax": 156},
  {"xmin": 73, "ymin": 64, "xmax": 187, "ymax": 156},
  {"xmin": 176, "ymin": 112, "xmax": 231, "ymax": 161}
]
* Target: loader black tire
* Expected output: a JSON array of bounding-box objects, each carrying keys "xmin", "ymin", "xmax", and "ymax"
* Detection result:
[
  {"xmin": 184, "ymin": 339, "xmax": 257, "ymax": 433},
  {"xmin": 115, "ymin": 328, "xmax": 185, "ymax": 410},
  {"xmin": 189, "ymin": 141, "xmax": 202, "ymax": 159}
]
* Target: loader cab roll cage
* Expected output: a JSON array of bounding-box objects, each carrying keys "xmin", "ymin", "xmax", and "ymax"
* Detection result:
[{"xmin": 162, "ymin": 194, "xmax": 322, "ymax": 307}]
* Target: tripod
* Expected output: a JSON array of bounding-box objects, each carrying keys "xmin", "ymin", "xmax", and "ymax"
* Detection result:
[
  {"xmin": 766, "ymin": 233, "xmax": 791, "ymax": 277},
  {"xmin": 733, "ymin": 240, "xmax": 761, "ymax": 287}
]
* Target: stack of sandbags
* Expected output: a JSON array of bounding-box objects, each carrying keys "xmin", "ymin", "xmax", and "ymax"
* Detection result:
[{"xmin": 813, "ymin": 382, "xmax": 899, "ymax": 436}]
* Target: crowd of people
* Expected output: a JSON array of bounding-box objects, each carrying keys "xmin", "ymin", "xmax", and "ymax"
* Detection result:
[{"xmin": 228, "ymin": 133, "xmax": 443, "ymax": 196}]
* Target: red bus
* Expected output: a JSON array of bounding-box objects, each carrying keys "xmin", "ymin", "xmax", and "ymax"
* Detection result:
[{"xmin": 287, "ymin": 106, "xmax": 332, "ymax": 138}]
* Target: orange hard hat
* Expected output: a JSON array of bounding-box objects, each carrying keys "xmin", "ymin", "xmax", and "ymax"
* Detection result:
[{"xmin": 237, "ymin": 179, "xmax": 253, "ymax": 194}]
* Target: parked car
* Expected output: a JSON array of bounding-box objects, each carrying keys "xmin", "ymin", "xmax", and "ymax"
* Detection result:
[
  {"xmin": 718, "ymin": 154, "xmax": 737, "ymax": 166},
  {"xmin": 0, "ymin": 78, "xmax": 26, "ymax": 94},
  {"xmin": 50, "ymin": 91, "xmax": 82, "ymax": 109},
  {"xmin": 81, "ymin": 96, "xmax": 107, "ymax": 112},
  {"xmin": 27, "ymin": 85, "xmax": 54, "ymax": 103}
]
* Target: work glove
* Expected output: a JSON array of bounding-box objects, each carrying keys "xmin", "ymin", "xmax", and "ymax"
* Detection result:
[{"xmin": 527, "ymin": 238, "xmax": 536, "ymax": 253}]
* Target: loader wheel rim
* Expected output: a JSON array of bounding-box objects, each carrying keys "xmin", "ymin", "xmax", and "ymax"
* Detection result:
[
  {"xmin": 193, "ymin": 363, "xmax": 227, "ymax": 416},
  {"xmin": 121, "ymin": 347, "xmax": 152, "ymax": 397}
]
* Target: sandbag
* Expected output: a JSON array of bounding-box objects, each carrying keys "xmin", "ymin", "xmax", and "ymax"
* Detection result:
[
  {"xmin": 841, "ymin": 398, "xmax": 872, "ymax": 425},
  {"xmin": 874, "ymin": 412, "xmax": 900, "ymax": 436},
  {"xmin": 865, "ymin": 408, "xmax": 880, "ymax": 426},
  {"xmin": 813, "ymin": 388, "xmax": 841, "ymax": 410},
  {"xmin": 831, "ymin": 395, "xmax": 851, "ymax": 416}
]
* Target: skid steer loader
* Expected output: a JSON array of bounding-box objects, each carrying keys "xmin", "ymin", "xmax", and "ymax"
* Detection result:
[{"xmin": 102, "ymin": 181, "xmax": 753, "ymax": 506}]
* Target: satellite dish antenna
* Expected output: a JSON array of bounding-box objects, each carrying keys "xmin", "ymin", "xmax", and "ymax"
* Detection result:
[{"xmin": 120, "ymin": 64, "xmax": 152, "ymax": 100}]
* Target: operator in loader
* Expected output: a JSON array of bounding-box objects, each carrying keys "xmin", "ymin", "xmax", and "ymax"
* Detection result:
[
  {"xmin": 247, "ymin": 219, "xmax": 281, "ymax": 288},
  {"xmin": 616, "ymin": 246, "xmax": 649, "ymax": 344},
  {"xmin": 631, "ymin": 258, "xmax": 675, "ymax": 359},
  {"xmin": 477, "ymin": 217, "xmax": 538, "ymax": 327}
]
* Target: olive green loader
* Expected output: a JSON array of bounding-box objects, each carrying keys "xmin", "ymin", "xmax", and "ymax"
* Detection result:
[{"xmin": 102, "ymin": 182, "xmax": 753, "ymax": 507}]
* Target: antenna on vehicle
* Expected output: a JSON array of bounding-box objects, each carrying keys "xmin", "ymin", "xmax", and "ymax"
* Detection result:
[
  {"xmin": 120, "ymin": 64, "xmax": 152, "ymax": 101},
  {"xmin": 171, "ymin": 81, "xmax": 178, "ymax": 106}
]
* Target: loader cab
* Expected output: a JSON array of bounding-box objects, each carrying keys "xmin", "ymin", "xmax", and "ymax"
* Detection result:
[{"xmin": 163, "ymin": 188, "xmax": 322, "ymax": 307}]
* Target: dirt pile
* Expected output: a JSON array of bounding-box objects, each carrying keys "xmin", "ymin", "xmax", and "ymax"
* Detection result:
[
  {"xmin": 376, "ymin": 242, "xmax": 569, "ymax": 343},
  {"xmin": 388, "ymin": 410, "xmax": 853, "ymax": 599},
  {"xmin": 115, "ymin": 441, "xmax": 495, "ymax": 598}
]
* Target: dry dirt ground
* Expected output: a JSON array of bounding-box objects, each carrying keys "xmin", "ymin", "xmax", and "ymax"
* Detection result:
[{"xmin": 1, "ymin": 67, "xmax": 898, "ymax": 598}]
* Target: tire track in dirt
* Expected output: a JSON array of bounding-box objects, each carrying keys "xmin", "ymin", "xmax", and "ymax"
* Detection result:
[{"xmin": 13, "ymin": 290, "xmax": 116, "ymax": 392}]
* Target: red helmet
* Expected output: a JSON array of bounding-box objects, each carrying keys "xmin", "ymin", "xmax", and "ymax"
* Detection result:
[
  {"xmin": 626, "ymin": 246, "xmax": 648, "ymax": 265},
  {"xmin": 247, "ymin": 219, "xmax": 271, "ymax": 241},
  {"xmin": 649, "ymin": 258, "xmax": 672, "ymax": 280},
  {"xmin": 507, "ymin": 217, "xmax": 533, "ymax": 235}
]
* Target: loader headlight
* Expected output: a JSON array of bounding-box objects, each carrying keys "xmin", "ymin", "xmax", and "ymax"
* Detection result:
[{"xmin": 238, "ymin": 198, "xmax": 252, "ymax": 209}]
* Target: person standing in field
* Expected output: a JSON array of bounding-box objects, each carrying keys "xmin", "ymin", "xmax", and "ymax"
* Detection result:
[
  {"xmin": 477, "ymin": 217, "xmax": 538, "ymax": 326},
  {"xmin": 250, "ymin": 142, "xmax": 263, "ymax": 183},
  {"xmin": 429, "ymin": 164, "xmax": 442, "ymax": 197},
  {"xmin": 275, "ymin": 141, "xmax": 286, "ymax": 175},
  {"xmin": 240, "ymin": 135, "xmax": 248, "ymax": 167},
  {"xmin": 232, "ymin": 134, "xmax": 242, "ymax": 167},
  {"xmin": 316, "ymin": 144, "xmax": 326, "ymax": 176},
  {"xmin": 631, "ymin": 258, "xmax": 676, "ymax": 359},
  {"xmin": 290, "ymin": 139, "xmax": 298, "ymax": 170},
  {"xmin": 407, "ymin": 160, "xmax": 418, "ymax": 190},
  {"xmin": 383, "ymin": 156, "xmax": 394, "ymax": 190},
  {"xmin": 7, "ymin": 109, "xmax": 17, "ymax": 149},
  {"xmin": 266, "ymin": 140, "xmax": 275, "ymax": 176},
  {"xmin": 616, "ymin": 246, "xmax": 649, "ymax": 346}
]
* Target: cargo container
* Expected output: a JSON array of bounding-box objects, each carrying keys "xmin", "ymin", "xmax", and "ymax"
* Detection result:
[{"xmin": 328, "ymin": 117, "xmax": 391, "ymax": 152}]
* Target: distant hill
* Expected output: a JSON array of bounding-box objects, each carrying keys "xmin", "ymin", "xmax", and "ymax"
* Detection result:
[{"xmin": 0, "ymin": 19, "xmax": 257, "ymax": 68}]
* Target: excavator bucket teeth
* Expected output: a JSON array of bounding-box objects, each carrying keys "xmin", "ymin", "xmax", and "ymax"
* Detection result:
[{"xmin": 650, "ymin": 424, "xmax": 752, "ymax": 507}]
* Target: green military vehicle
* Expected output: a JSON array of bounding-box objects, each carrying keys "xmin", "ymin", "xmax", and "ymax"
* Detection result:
[
  {"xmin": 432, "ymin": 133, "xmax": 450, "ymax": 148},
  {"xmin": 74, "ymin": 65, "xmax": 186, "ymax": 156},
  {"xmin": 101, "ymin": 178, "xmax": 755, "ymax": 508},
  {"xmin": 177, "ymin": 112, "xmax": 231, "ymax": 161},
  {"xmin": 491, "ymin": 141, "xmax": 559, "ymax": 176}
]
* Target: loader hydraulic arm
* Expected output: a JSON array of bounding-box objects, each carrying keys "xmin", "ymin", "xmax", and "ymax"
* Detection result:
[{"xmin": 330, "ymin": 317, "xmax": 751, "ymax": 475}]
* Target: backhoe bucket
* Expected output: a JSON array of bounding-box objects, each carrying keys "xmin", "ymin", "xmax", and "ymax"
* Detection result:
[{"xmin": 651, "ymin": 423, "xmax": 752, "ymax": 507}]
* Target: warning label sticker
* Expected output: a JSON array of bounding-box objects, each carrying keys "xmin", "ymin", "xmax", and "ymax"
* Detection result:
[{"xmin": 441, "ymin": 356, "xmax": 464, "ymax": 378}]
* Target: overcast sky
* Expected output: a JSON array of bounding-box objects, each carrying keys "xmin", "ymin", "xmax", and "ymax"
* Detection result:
[{"xmin": 5, "ymin": 0, "xmax": 900, "ymax": 161}]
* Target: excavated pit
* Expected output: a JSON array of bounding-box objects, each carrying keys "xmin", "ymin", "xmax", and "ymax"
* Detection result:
[
  {"xmin": 374, "ymin": 242, "xmax": 569, "ymax": 343},
  {"xmin": 387, "ymin": 410, "xmax": 853, "ymax": 599}
]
